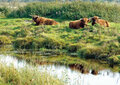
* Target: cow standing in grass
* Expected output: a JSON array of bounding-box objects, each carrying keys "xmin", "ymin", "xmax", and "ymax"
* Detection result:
[
  {"xmin": 91, "ymin": 16, "xmax": 110, "ymax": 27},
  {"xmin": 69, "ymin": 18, "xmax": 90, "ymax": 29}
]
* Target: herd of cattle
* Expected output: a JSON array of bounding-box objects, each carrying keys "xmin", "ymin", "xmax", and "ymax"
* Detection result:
[{"xmin": 31, "ymin": 15, "xmax": 109, "ymax": 29}]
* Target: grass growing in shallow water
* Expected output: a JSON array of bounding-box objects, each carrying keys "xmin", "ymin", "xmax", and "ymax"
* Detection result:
[{"xmin": 0, "ymin": 62, "xmax": 63, "ymax": 85}]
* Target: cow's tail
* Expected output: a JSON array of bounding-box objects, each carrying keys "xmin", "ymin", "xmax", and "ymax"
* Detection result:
[{"xmin": 106, "ymin": 21, "xmax": 109, "ymax": 27}]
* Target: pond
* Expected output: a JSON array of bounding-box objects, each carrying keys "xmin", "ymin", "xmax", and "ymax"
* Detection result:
[{"xmin": 0, "ymin": 55, "xmax": 120, "ymax": 85}]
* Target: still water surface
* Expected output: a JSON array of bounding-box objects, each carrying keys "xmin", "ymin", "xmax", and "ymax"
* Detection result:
[{"xmin": 0, "ymin": 55, "xmax": 120, "ymax": 85}]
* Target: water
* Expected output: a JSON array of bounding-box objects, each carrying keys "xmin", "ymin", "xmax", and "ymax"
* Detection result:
[{"xmin": 0, "ymin": 55, "xmax": 120, "ymax": 85}]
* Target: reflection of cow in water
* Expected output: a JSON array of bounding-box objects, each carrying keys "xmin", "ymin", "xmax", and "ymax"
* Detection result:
[
  {"xmin": 32, "ymin": 15, "xmax": 58, "ymax": 25},
  {"xmin": 69, "ymin": 64, "xmax": 98, "ymax": 75},
  {"xmin": 91, "ymin": 16, "xmax": 110, "ymax": 27},
  {"xmin": 69, "ymin": 64, "xmax": 89, "ymax": 74}
]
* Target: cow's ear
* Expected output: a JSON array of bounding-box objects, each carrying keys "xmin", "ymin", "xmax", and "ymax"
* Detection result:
[
  {"xmin": 87, "ymin": 19, "xmax": 90, "ymax": 22},
  {"xmin": 35, "ymin": 16, "xmax": 39, "ymax": 19}
]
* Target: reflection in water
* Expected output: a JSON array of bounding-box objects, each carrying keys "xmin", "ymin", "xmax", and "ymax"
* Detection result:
[{"xmin": 0, "ymin": 55, "xmax": 120, "ymax": 85}]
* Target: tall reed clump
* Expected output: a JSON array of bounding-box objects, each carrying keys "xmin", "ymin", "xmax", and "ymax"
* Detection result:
[
  {"xmin": 0, "ymin": 63, "xmax": 63, "ymax": 85},
  {"xmin": 8, "ymin": 2, "xmax": 63, "ymax": 18},
  {"xmin": 8, "ymin": 1, "xmax": 120, "ymax": 22},
  {"xmin": 0, "ymin": 7, "xmax": 11, "ymax": 17}
]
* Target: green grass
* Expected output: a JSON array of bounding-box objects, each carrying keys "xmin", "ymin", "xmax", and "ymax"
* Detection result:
[
  {"xmin": 0, "ymin": 17, "xmax": 120, "ymax": 71},
  {"xmin": 0, "ymin": 62, "xmax": 63, "ymax": 85}
]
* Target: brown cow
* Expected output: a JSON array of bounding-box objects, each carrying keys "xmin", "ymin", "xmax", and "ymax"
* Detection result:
[
  {"xmin": 32, "ymin": 15, "xmax": 58, "ymax": 25},
  {"xmin": 91, "ymin": 16, "xmax": 109, "ymax": 27},
  {"xmin": 69, "ymin": 18, "xmax": 90, "ymax": 29},
  {"xmin": 44, "ymin": 19, "xmax": 59, "ymax": 25}
]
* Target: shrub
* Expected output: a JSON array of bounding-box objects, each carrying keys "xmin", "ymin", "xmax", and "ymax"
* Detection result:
[
  {"xmin": 0, "ymin": 77, "xmax": 6, "ymax": 85},
  {"xmin": 77, "ymin": 45, "xmax": 103, "ymax": 59},
  {"xmin": 118, "ymin": 36, "xmax": 120, "ymax": 43},
  {"xmin": 13, "ymin": 35, "xmax": 66, "ymax": 50},
  {"xmin": 104, "ymin": 41, "xmax": 120, "ymax": 55},
  {"xmin": 117, "ymin": 55, "xmax": 120, "ymax": 59},
  {"xmin": 0, "ymin": 63, "xmax": 63, "ymax": 85},
  {"xmin": 13, "ymin": 37, "xmax": 35, "ymax": 49},
  {"xmin": 43, "ymin": 36, "xmax": 65, "ymax": 49},
  {"xmin": 108, "ymin": 55, "xmax": 120, "ymax": 64},
  {"xmin": 0, "ymin": 65, "xmax": 21, "ymax": 85},
  {"xmin": 8, "ymin": 1, "xmax": 120, "ymax": 22},
  {"xmin": 0, "ymin": 7, "xmax": 11, "ymax": 17},
  {"xmin": 67, "ymin": 43, "xmax": 84, "ymax": 52},
  {"xmin": 0, "ymin": 35, "xmax": 11, "ymax": 45},
  {"xmin": 8, "ymin": 2, "xmax": 62, "ymax": 18}
]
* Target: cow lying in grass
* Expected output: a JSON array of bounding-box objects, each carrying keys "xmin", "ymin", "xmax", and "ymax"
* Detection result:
[
  {"xmin": 69, "ymin": 18, "xmax": 90, "ymax": 29},
  {"xmin": 91, "ymin": 16, "xmax": 110, "ymax": 27},
  {"xmin": 44, "ymin": 19, "xmax": 59, "ymax": 25},
  {"xmin": 32, "ymin": 15, "xmax": 58, "ymax": 25}
]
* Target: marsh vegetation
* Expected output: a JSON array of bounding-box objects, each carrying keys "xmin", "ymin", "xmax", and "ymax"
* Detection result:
[{"xmin": 0, "ymin": 0, "xmax": 120, "ymax": 85}]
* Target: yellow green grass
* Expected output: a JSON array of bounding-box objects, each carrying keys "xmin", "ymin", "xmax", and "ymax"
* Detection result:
[
  {"xmin": 0, "ymin": 62, "xmax": 63, "ymax": 85},
  {"xmin": 0, "ymin": 18, "xmax": 120, "ymax": 71}
]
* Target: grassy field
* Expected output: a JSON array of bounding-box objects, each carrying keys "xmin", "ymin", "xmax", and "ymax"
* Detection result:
[{"xmin": 0, "ymin": 17, "xmax": 120, "ymax": 70}]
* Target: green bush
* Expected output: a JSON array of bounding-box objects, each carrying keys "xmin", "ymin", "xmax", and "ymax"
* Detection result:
[
  {"xmin": 77, "ymin": 45, "xmax": 103, "ymax": 59},
  {"xmin": 0, "ymin": 7, "xmax": 11, "ymax": 17},
  {"xmin": 118, "ymin": 36, "xmax": 120, "ymax": 43},
  {"xmin": 0, "ymin": 77, "xmax": 6, "ymax": 85},
  {"xmin": 8, "ymin": 2, "xmax": 62, "ymax": 18},
  {"xmin": 43, "ymin": 36, "xmax": 65, "ymax": 49},
  {"xmin": 108, "ymin": 55, "xmax": 120, "ymax": 64},
  {"xmin": 0, "ymin": 63, "xmax": 63, "ymax": 85},
  {"xmin": 103, "ymin": 41, "xmax": 120, "ymax": 55},
  {"xmin": 0, "ymin": 35, "xmax": 11, "ymax": 45},
  {"xmin": 8, "ymin": 1, "xmax": 120, "ymax": 22},
  {"xmin": 0, "ymin": 65, "xmax": 21, "ymax": 85},
  {"xmin": 67, "ymin": 43, "xmax": 84, "ymax": 52},
  {"xmin": 13, "ymin": 36, "xmax": 66, "ymax": 50},
  {"xmin": 13, "ymin": 37, "xmax": 36, "ymax": 49},
  {"xmin": 117, "ymin": 55, "xmax": 120, "ymax": 59}
]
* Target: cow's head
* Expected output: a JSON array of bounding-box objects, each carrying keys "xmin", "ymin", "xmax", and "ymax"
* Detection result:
[
  {"xmin": 31, "ymin": 15, "xmax": 39, "ymax": 22},
  {"xmin": 91, "ymin": 16, "xmax": 99, "ymax": 24},
  {"xmin": 81, "ymin": 18, "xmax": 90, "ymax": 25}
]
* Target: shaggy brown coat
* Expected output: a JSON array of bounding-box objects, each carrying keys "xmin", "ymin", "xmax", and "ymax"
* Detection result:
[
  {"xmin": 69, "ymin": 18, "xmax": 90, "ymax": 29},
  {"xmin": 32, "ymin": 15, "xmax": 58, "ymax": 25},
  {"xmin": 91, "ymin": 16, "xmax": 109, "ymax": 27},
  {"xmin": 44, "ymin": 19, "xmax": 58, "ymax": 25}
]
